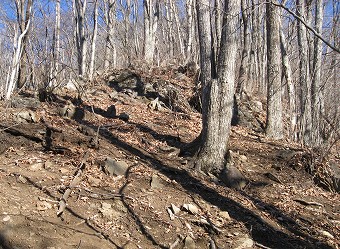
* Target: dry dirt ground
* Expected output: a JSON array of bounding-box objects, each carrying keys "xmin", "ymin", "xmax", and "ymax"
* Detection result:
[{"xmin": 0, "ymin": 73, "xmax": 339, "ymax": 249}]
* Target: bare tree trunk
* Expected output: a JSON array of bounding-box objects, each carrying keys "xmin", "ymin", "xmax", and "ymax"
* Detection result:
[
  {"xmin": 165, "ymin": 0, "xmax": 174, "ymax": 57},
  {"xmin": 74, "ymin": 0, "xmax": 87, "ymax": 76},
  {"xmin": 51, "ymin": 0, "xmax": 61, "ymax": 87},
  {"xmin": 186, "ymin": 0, "xmax": 195, "ymax": 61},
  {"xmin": 143, "ymin": 0, "xmax": 159, "ymax": 63},
  {"xmin": 195, "ymin": 0, "xmax": 240, "ymax": 174},
  {"xmin": 17, "ymin": 0, "xmax": 33, "ymax": 89},
  {"xmin": 280, "ymin": 28, "xmax": 297, "ymax": 141},
  {"xmin": 6, "ymin": 0, "xmax": 33, "ymax": 99},
  {"xmin": 311, "ymin": 0, "xmax": 324, "ymax": 145},
  {"xmin": 236, "ymin": 0, "xmax": 250, "ymax": 96},
  {"xmin": 297, "ymin": 0, "xmax": 312, "ymax": 145},
  {"xmin": 104, "ymin": 0, "xmax": 116, "ymax": 69},
  {"xmin": 89, "ymin": 0, "xmax": 98, "ymax": 80},
  {"xmin": 171, "ymin": 1, "xmax": 184, "ymax": 58},
  {"xmin": 265, "ymin": 0, "xmax": 283, "ymax": 139}
]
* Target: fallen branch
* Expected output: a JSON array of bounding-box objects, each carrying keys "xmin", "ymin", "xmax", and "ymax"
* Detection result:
[
  {"xmin": 293, "ymin": 198, "xmax": 324, "ymax": 207},
  {"xmin": 57, "ymin": 151, "xmax": 89, "ymax": 216}
]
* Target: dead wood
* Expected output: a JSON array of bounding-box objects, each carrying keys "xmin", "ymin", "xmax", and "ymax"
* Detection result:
[{"xmin": 57, "ymin": 151, "xmax": 89, "ymax": 216}]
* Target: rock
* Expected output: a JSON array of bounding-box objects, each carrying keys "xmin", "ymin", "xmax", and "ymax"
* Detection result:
[
  {"xmin": 148, "ymin": 97, "xmax": 163, "ymax": 111},
  {"xmin": 234, "ymin": 235, "xmax": 254, "ymax": 249},
  {"xmin": 18, "ymin": 175, "xmax": 27, "ymax": 184},
  {"xmin": 320, "ymin": 230, "xmax": 334, "ymax": 239},
  {"xmin": 44, "ymin": 160, "xmax": 53, "ymax": 169},
  {"xmin": 221, "ymin": 165, "xmax": 248, "ymax": 190},
  {"xmin": 106, "ymin": 105, "xmax": 116, "ymax": 118},
  {"xmin": 239, "ymin": 155, "xmax": 248, "ymax": 163},
  {"xmin": 109, "ymin": 90, "xmax": 118, "ymax": 99},
  {"xmin": 182, "ymin": 204, "xmax": 199, "ymax": 215},
  {"xmin": 64, "ymin": 80, "xmax": 78, "ymax": 91},
  {"xmin": 119, "ymin": 112, "xmax": 130, "ymax": 122},
  {"xmin": 167, "ymin": 208, "xmax": 175, "ymax": 220},
  {"xmin": 87, "ymin": 175, "xmax": 101, "ymax": 187},
  {"xmin": 14, "ymin": 110, "xmax": 38, "ymax": 123},
  {"xmin": 102, "ymin": 158, "xmax": 129, "ymax": 176},
  {"xmin": 170, "ymin": 204, "xmax": 181, "ymax": 215},
  {"xmin": 112, "ymin": 199, "xmax": 128, "ymax": 213},
  {"xmin": 30, "ymin": 163, "xmax": 44, "ymax": 171},
  {"xmin": 59, "ymin": 168, "xmax": 69, "ymax": 174},
  {"xmin": 78, "ymin": 125, "xmax": 96, "ymax": 136},
  {"xmin": 184, "ymin": 236, "xmax": 196, "ymax": 249},
  {"xmin": 99, "ymin": 202, "xmax": 124, "ymax": 219},
  {"xmin": 150, "ymin": 174, "xmax": 164, "ymax": 189},
  {"xmin": 219, "ymin": 211, "xmax": 231, "ymax": 220},
  {"xmin": 3, "ymin": 215, "xmax": 11, "ymax": 222},
  {"xmin": 10, "ymin": 96, "xmax": 40, "ymax": 109}
]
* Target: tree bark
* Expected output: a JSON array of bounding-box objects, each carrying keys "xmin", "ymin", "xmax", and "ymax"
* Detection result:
[
  {"xmin": 195, "ymin": 0, "xmax": 240, "ymax": 174},
  {"xmin": 104, "ymin": 0, "xmax": 116, "ymax": 69},
  {"xmin": 265, "ymin": 0, "xmax": 283, "ymax": 139},
  {"xmin": 236, "ymin": 0, "xmax": 250, "ymax": 96},
  {"xmin": 17, "ymin": 0, "xmax": 33, "ymax": 89},
  {"xmin": 280, "ymin": 28, "xmax": 297, "ymax": 141},
  {"xmin": 143, "ymin": 0, "xmax": 159, "ymax": 63},
  {"xmin": 311, "ymin": 0, "xmax": 324, "ymax": 146},
  {"xmin": 296, "ymin": 0, "xmax": 312, "ymax": 145},
  {"xmin": 74, "ymin": 0, "xmax": 87, "ymax": 76},
  {"xmin": 89, "ymin": 0, "xmax": 98, "ymax": 80}
]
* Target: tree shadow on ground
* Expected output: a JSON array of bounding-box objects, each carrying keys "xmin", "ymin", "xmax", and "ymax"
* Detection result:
[{"xmin": 84, "ymin": 122, "xmax": 332, "ymax": 249}]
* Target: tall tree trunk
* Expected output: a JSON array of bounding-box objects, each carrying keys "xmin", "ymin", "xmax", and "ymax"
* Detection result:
[
  {"xmin": 265, "ymin": 0, "xmax": 283, "ymax": 139},
  {"xmin": 6, "ymin": 0, "xmax": 33, "ymax": 98},
  {"xmin": 143, "ymin": 0, "xmax": 159, "ymax": 63},
  {"xmin": 186, "ymin": 0, "xmax": 195, "ymax": 61},
  {"xmin": 311, "ymin": 0, "xmax": 324, "ymax": 145},
  {"xmin": 51, "ymin": 0, "xmax": 61, "ymax": 87},
  {"xmin": 195, "ymin": 0, "xmax": 240, "ymax": 174},
  {"xmin": 280, "ymin": 28, "xmax": 297, "ymax": 141},
  {"xmin": 236, "ymin": 0, "xmax": 250, "ymax": 96},
  {"xmin": 297, "ymin": 0, "xmax": 312, "ymax": 145},
  {"xmin": 104, "ymin": 0, "xmax": 116, "ymax": 69},
  {"xmin": 17, "ymin": 0, "xmax": 33, "ymax": 89},
  {"xmin": 89, "ymin": 0, "xmax": 98, "ymax": 80},
  {"xmin": 74, "ymin": 0, "xmax": 87, "ymax": 76}
]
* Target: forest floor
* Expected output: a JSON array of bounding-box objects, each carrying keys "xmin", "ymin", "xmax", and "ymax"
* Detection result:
[{"xmin": 0, "ymin": 68, "xmax": 339, "ymax": 249}]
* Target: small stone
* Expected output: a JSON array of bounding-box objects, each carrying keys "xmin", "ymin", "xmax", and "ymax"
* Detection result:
[
  {"xmin": 182, "ymin": 203, "xmax": 199, "ymax": 215},
  {"xmin": 234, "ymin": 235, "xmax": 254, "ymax": 249},
  {"xmin": 239, "ymin": 155, "xmax": 248, "ymax": 163},
  {"xmin": 30, "ymin": 163, "xmax": 44, "ymax": 171},
  {"xmin": 221, "ymin": 165, "xmax": 248, "ymax": 190},
  {"xmin": 150, "ymin": 174, "xmax": 164, "ymax": 189},
  {"xmin": 18, "ymin": 175, "xmax": 27, "ymax": 184},
  {"xmin": 184, "ymin": 236, "xmax": 196, "ymax": 249},
  {"xmin": 59, "ymin": 168, "xmax": 69, "ymax": 174},
  {"xmin": 170, "ymin": 203, "xmax": 181, "ymax": 215},
  {"xmin": 102, "ymin": 158, "xmax": 129, "ymax": 176},
  {"xmin": 44, "ymin": 160, "xmax": 53, "ymax": 169},
  {"xmin": 87, "ymin": 175, "xmax": 101, "ymax": 186},
  {"xmin": 3, "ymin": 215, "xmax": 11, "ymax": 222},
  {"xmin": 219, "ymin": 211, "xmax": 231, "ymax": 220}
]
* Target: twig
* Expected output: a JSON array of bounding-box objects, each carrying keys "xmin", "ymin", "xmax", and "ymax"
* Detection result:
[
  {"xmin": 255, "ymin": 242, "xmax": 273, "ymax": 249},
  {"xmin": 293, "ymin": 198, "xmax": 324, "ymax": 207},
  {"xmin": 57, "ymin": 152, "xmax": 89, "ymax": 216}
]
